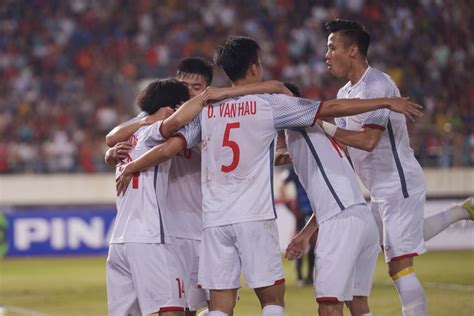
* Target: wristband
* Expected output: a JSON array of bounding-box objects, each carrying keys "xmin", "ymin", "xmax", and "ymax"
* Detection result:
[{"xmin": 321, "ymin": 121, "xmax": 338, "ymax": 137}]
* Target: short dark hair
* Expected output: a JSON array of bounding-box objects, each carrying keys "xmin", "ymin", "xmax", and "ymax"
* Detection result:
[
  {"xmin": 176, "ymin": 57, "xmax": 214, "ymax": 85},
  {"xmin": 214, "ymin": 36, "xmax": 261, "ymax": 82},
  {"xmin": 324, "ymin": 19, "xmax": 371, "ymax": 57},
  {"xmin": 283, "ymin": 82, "xmax": 301, "ymax": 98},
  {"xmin": 137, "ymin": 78, "xmax": 189, "ymax": 115}
]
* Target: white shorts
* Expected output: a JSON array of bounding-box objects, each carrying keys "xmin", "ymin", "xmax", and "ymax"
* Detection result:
[
  {"xmin": 173, "ymin": 238, "xmax": 209, "ymax": 311},
  {"xmin": 198, "ymin": 219, "xmax": 285, "ymax": 289},
  {"xmin": 106, "ymin": 243, "xmax": 186, "ymax": 316},
  {"xmin": 314, "ymin": 204, "xmax": 379, "ymax": 302},
  {"xmin": 371, "ymin": 189, "xmax": 427, "ymax": 262}
]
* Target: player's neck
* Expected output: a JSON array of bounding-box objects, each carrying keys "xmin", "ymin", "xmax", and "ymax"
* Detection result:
[
  {"xmin": 232, "ymin": 77, "xmax": 260, "ymax": 87},
  {"xmin": 347, "ymin": 60, "xmax": 369, "ymax": 85}
]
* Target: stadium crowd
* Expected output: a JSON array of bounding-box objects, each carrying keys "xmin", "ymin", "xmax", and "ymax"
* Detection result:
[{"xmin": 1, "ymin": 0, "xmax": 473, "ymax": 173}]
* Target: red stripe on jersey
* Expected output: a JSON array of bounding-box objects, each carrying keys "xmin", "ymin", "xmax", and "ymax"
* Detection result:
[
  {"xmin": 316, "ymin": 297, "xmax": 339, "ymax": 302},
  {"xmin": 363, "ymin": 124, "xmax": 385, "ymax": 131},
  {"xmin": 171, "ymin": 132, "xmax": 188, "ymax": 149},
  {"xmin": 132, "ymin": 172, "xmax": 140, "ymax": 189},
  {"xmin": 390, "ymin": 253, "xmax": 418, "ymax": 262},
  {"xmin": 327, "ymin": 135, "xmax": 343, "ymax": 158},
  {"xmin": 312, "ymin": 101, "xmax": 324, "ymax": 126},
  {"xmin": 197, "ymin": 284, "xmax": 202, "ymax": 289},
  {"xmin": 159, "ymin": 306, "xmax": 185, "ymax": 312},
  {"xmin": 274, "ymin": 278, "xmax": 285, "ymax": 285}
]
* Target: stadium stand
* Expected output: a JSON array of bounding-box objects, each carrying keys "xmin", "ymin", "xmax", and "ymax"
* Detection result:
[{"xmin": 0, "ymin": 0, "xmax": 472, "ymax": 173}]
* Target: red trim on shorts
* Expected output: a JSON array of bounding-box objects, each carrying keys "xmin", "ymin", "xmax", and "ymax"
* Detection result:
[
  {"xmin": 274, "ymin": 278, "xmax": 285, "ymax": 285},
  {"xmin": 171, "ymin": 132, "xmax": 188, "ymax": 149},
  {"xmin": 312, "ymin": 102, "xmax": 324, "ymax": 126},
  {"xmin": 159, "ymin": 306, "xmax": 185, "ymax": 312},
  {"xmin": 362, "ymin": 124, "xmax": 385, "ymax": 131},
  {"xmin": 316, "ymin": 297, "xmax": 339, "ymax": 303},
  {"xmin": 391, "ymin": 253, "xmax": 418, "ymax": 262}
]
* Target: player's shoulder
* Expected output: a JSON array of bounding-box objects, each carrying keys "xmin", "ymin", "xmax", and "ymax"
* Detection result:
[{"xmin": 364, "ymin": 67, "xmax": 397, "ymax": 89}]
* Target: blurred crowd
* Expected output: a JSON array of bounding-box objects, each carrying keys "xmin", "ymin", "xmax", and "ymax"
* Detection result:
[{"xmin": 1, "ymin": 0, "xmax": 473, "ymax": 173}]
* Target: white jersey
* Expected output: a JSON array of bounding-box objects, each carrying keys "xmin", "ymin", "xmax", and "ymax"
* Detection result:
[
  {"xmin": 335, "ymin": 66, "xmax": 425, "ymax": 200},
  {"xmin": 286, "ymin": 125, "xmax": 366, "ymax": 223},
  {"xmin": 110, "ymin": 120, "xmax": 171, "ymax": 244},
  {"xmin": 178, "ymin": 93, "xmax": 321, "ymax": 228},
  {"xmin": 165, "ymin": 147, "xmax": 203, "ymax": 240}
]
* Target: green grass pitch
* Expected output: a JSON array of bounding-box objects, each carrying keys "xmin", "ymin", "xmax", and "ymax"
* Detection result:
[{"xmin": 1, "ymin": 251, "xmax": 473, "ymax": 315}]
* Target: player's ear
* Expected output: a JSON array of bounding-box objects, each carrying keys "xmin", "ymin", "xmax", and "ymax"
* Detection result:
[
  {"xmin": 249, "ymin": 63, "xmax": 258, "ymax": 77},
  {"xmin": 349, "ymin": 44, "xmax": 358, "ymax": 58}
]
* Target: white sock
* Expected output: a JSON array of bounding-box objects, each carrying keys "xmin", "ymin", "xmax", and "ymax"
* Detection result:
[
  {"xmin": 208, "ymin": 311, "xmax": 228, "ymax": 316},
  {"xmin": 423, "ymin": 205, "xmax": 469, "ymax": 241},
  {"xmin": 393, "ymin": 271, "xmax": 427, "ymax": 316},
  {"xmin": 262, "ymin": 305, "xmax": 284, "ymax": 316}
]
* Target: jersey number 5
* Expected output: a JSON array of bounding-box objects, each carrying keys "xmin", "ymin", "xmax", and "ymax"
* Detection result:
[{"xmin": 221, "ymin": 122, "xmax": 240, "ymax": 172}]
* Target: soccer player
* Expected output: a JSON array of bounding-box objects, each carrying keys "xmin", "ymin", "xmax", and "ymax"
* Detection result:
[
  {"xmin": 107, "ymin": 78, "xmax": 195, "ymax": 316},
  {"xmin": 115, "ymin": 36, "xmax": 422, "ymax": 316},
  {"xmin": 321, "ymin": 19, "xmax": 474, "ymax": 316},
  {"xmin": 106, "ymin": 57, "xmax": 214, "ymax": 316}
]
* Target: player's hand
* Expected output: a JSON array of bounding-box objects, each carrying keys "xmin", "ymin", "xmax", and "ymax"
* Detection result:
[
  {"xmin": 116, "ymin": 164, "xmax": 133, "ymax": 196},
  {"xmin": 206, "ymin": 87, "xmax": 228, "ymax": 102},
  {"xmin": 109, "ymin": 142, "xmax": 133, "ymax": 161},
  {"xmin": 143, "ymin": 107, "xmax": 175, "ymax": 125},
  {"xmin": 385, "ymin": 97, "xmax": 423, "ymax": 122},
  {"xmin": 285, "ymin": 233, "xmax": 310, "ymax": 260}
]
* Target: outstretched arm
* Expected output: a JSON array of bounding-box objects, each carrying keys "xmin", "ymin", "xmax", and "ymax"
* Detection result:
[
  {"xmin": 320, "ymin": 121, "xmax": 384, "ymax": 152},
  {"xmin": 105, "ymin": 108, "xmax": 174, "ymax": 147},
  {"xmin": 319, "ymin": 97, "xmax": 422, "ymax": 121},
  {"xmin": 160, "ymin": 89, "xmax": 208, "ymax": 138},
  {"xmin": 115, "ymin": 137, "xmax": 185, "ymax": 195}
]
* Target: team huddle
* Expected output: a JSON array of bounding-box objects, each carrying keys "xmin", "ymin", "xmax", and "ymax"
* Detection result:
[{"xmin": 104, "ymin": 19, "xmax": 474, "ymax": 316}]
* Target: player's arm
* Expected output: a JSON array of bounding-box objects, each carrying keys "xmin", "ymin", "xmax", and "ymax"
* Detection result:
[
  {"xmin": 319, "ymin": 97, "xmax": 422, "ymax": 121},
  {"xmin": 104, "ymin": 142, "xmax": 133, "ymax": 166},
  {"xmin": 105, "ymin": 108, "xmax": 174, "ymax": 147},
  {"xmin": 115, "ymin": 137, "xmax": 185, "ymax": 195},
  {"xmin": 285, "ymin": 213, "xmax": 318, "ymax": 260},
  {"xmin": 159, "ymin": 89, "xmax": 208, "ymax": 138},
  {"xmin": 275, "ymin": 131, "xmax": 292, "ymax": 166},
  {"xmin": 320, "ymin": 121, "xmax": 383, "ymax": 152},
  {"xmin": 207, "ymin": 80, "xmax": 293, "ymax": 101}
]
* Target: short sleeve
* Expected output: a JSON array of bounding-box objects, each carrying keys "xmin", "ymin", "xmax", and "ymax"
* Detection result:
[
  {"xmin": 360, "ymin": 79, "xmax": 401, "ymax": 130},
  {"xmin": 142, "ymin": 120, "xmax": 167, "ymax": 148},
  {"xmin": 174, "ymin": 115, "xmax": 201, "ymax": 149},
  {"xmin": 258, "ymin": 94, "xmax": 321, "ymax": 130}
]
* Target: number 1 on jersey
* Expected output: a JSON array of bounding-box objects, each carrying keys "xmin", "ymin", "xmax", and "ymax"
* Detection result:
[{"xmin": 221, "ymin": 122, "xmax": 240, "ymax": 173}]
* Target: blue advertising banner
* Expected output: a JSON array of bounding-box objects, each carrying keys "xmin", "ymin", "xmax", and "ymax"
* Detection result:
[{"xmin": 1, "ymin": 207, "xmax": 116, "ymax": 257}]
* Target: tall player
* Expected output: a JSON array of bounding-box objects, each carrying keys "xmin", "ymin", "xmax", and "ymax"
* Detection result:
[
  {"xmin": 116, "ymin": 36, "xmax": 422, "ymax": 316},
  {"xmin": 105, "ymin": 57, "xmax": 214, "ymax": 316},
  {"xmin": 107, "ymin": 78, "xmax": 192, "ymax": 316},
  {"xmin": 321, "ymin": 19, "xmax": 474, "ymax": 316}
]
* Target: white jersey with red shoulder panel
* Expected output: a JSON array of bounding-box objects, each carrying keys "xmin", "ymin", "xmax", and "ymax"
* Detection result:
[
  {"xmin": 110, "ymin": 120, "xmax": 171, "ymax": 244},
  {"xmin": 286, "ymin": 125, "xmax": 366, "ymax": 223},
  {"xmin": 335, "ymin": 66, "xmax": 425, "ymax": 200},
  {"xmin": 177, "ymin": 93, "xmax": 321, "ymax": 228}
]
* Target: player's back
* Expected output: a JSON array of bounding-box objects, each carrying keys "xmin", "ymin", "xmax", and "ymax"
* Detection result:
[
  {"xmin": 286, "ymin": 125, "xmax": 366, "ymax": 223},
  {"xmin": 200, "ymin": 94, "xmax": 278, "ymax": 227},
  {"xmin": 336, "ymin": 67, "xmax": 425, "ymax": 199},
  {"xmin": 111, "ymin": 123, "xmax": 171, "ymax": 244},
  {"xmin": 178, "ymin": 93, "xmax": 320, "ymax": 228},
  {"xmin": 165, "ymin": 147, "xmax": 203, "ymax": 240}
]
